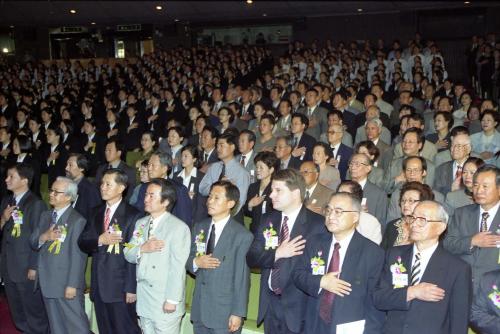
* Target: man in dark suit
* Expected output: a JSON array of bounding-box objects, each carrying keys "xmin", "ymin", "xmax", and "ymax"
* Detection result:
[
  {"xmin": 470, "ymin": 269, "xmax": 500, "ymax": 333},
  {"xmin": 236, "ymin": 129, "xmax": 257, "ymax": 177},
  {"xmin": 65, "ymin": 153, "xmax": 101, "ymax": 221},
  {"xmin": 94, "ymin": 137, "xmax": 137, "ymax": 201},
  {"xmin": 325, "ymin": 124, "xmax": 353, "ymax": 180},
  {"xmin": 298, "ymin": 89, "xmax": 328, "ymax": 139},
  {"xmin": 31, "ymin": 177, "xmax": 89, "ymax": 334},
  {"xmin": 444, "ymin": 165, "xmax": 500, "ymax": 293},
  {"xmin": 275, "ymin": 136, "xmax": 302, "ymax": 171},
  {"xmin": 247, "ymin": 169, "xmax": 325, "ymax": 334},
  {"xmin": 78, "ymin": 168, "xmax": 142, "ymax": 334},
  {"xmin": 187, "ymin": 181, "xmax": 254, "ymax": 334},
  {"xmin": 433, "ymin": 132, "xmax": 471, "ymax": 195},
  {"xmin": 199, "ymin": 125, "xmax": 220, "ymax": 174},
  {"xmin": 146, "ymin": 93, "xmax": 168, "ymax": 139},
  {"xmin": 332, "ymin": 90, "xmax": 357, "ymax": 137},
  {"xmin": 0, "ymin": 163, "xmax": 49, "ymax": 333},
  {"xmin": 374, "ymin": 201, "xmax": 471, "ymax": 334},
  {"xmin": 44, "ymin": 124, "xmax": 69, "ymax": 187},
  {"xmin": 293, "ymin": 192, "xmax": 385, "ymax": 333},
  {"xmin": 301, "ymin": 161, "xmax": 335, "ymax": 215},
  {"xmin": 290, "ymin": 113, "xmax": 316, "ymax": 162}
]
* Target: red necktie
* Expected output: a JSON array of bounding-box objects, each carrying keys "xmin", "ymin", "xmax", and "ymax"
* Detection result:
[
  {"xmin": 319, "ymin": 242, "xmax": 341, "ymax": 323},
  {"xmin": 103, "ymin": 207, "xmax": 111, "ymax": 232},
  {"xmin": 270, "ymin": 216, "xmax": 289, "ymax": 295}
]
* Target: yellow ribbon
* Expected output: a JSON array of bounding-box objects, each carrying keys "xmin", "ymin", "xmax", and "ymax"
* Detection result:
[
  {"xmin": 123, "ymin": 243, "xmax": 135, "ymax": 249},
  {"xmin": 11, "ymin": 223, "xmax": 21, "ymax": 238},
  {"xmin": 48, "ymin": 240, "xmax": 62, "ymax": 254},
  {"xmin": 107, "ymin": 243, "xmax": 120, "ymax": 254}
]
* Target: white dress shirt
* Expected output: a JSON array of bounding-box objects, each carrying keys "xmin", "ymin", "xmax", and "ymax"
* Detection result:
[
  {"xmin": 411, "ymin": 242, "xmax": 439, "ymax": 284},
  {"xmin": 479, "ymin": 201, "xmax": 500, "ymax": 231}
]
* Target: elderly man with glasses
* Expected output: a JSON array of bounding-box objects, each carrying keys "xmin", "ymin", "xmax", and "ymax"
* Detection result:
[{"xmin": 374, "ymin": 201, "xmax": 471, "ymax": 334}]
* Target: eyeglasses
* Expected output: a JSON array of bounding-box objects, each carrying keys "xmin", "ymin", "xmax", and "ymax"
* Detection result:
[
  {"xmin": 451, "ymin": 144, "xmax": 469, "ymax": 150},
  {"xmin": 324, "ymin": 207, "xmax": 359, "ymax": 217},
  {"xmin": 49, "ymin": 189, "xmax": 66, "ymax": 195},
  {"xmin": 400, "ymin": 198, "xmax": 420, "ymax": 205},
  {"xmin": 407, "ymin": 216, "xmax": 442, "ymax": 226},
  {"xmin": 349, "ymin": 161, "xmax": 369, "ymax": 168}
]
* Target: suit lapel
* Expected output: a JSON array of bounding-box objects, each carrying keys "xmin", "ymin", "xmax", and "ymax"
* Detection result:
[
  {"xmin": 290, "ymin": 206, "xmax": 307, "ymax": 239},
  {"xmin": 213, "ymin": 219, "xmax": 235, "ymax": 257},
  {"xmin": 419, "ymin": 246, "xmax": 446, "ymax": 284},
  {"xmin": 57, "ymin": 206, "xmax": 73, "ymax": 227},
  {"xmin": 95, "ymin": 205, "xmax": 106, "ymax": 233},
  {"xmin": 111, "ymin": 201, "xmax": 127, "ymax": 231},
  {"xmin": 488, "ymin": 206, "xmax": 500, "ymax": 233}
]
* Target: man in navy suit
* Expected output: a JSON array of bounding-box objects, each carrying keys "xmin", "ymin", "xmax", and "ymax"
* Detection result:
[
  {"xmin": 290, "ymin": 113, "xmax": 316, "ymax": 162},
  {"xmin": 325, "ymin": 123, "xmax": 353, "ymax": 180},
  {"xmin": 78, "ymin": 168, "xmax": 142, "ymax": 333},
  {"xmin": 292, "ymin": 192, "xmax": 384, "ymax": 334},
  {"xmin": 374, "ymin": 201, "xmax": 471, "ymax": 334},
  {"xmin": 247, "ymin": 169, "xmax": 325, "ymax": 334},
  {"xmin": 332, "ymin": 90, "xmax": 357, "ymax": 137}
]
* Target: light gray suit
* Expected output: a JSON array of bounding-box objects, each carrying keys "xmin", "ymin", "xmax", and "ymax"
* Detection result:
[
  {"xmin": 31, "ymin": 207, "xmax": 89, "ymax": 334},
  {"xmin": 354, "ymin": 126, "xmax": 392, "ymax": 147},
  {"xmin": 363, "ymin": 181, "xmax": 388, "ymax": 225},
  {"xmin": 384, "ymin": 156, "xmax": 435, "ymax": 193},
  {"xmin": 445, "ymin": 189, "xmax": 474, "ymax": 215},
  {"xmin": 124, "ymin": 212, "xmax": 191, "ymax": 334},
  {"xmin": 346, "ymin": 166, "xmax": 385, "ymax": 191},
  {"xmin": 187, "ymin": 218, "xmax": 253, "ymax": 333},
  {"xmin": 298, "ymin": 105, "xmax": 328, "ymax": 139},
  {"xmin": 434, "ymin": 160, "xmax": 455, "ymax": 195},
  {"xmin": 275, "ymin": 115, "xmax": 292, "ymax": 137},
  {"xmin": 236, "ymin": 151, "xmax": 256, "ymax": 177},
  {"xmin": 444, "ymin": 204, "xmax": 500, "ymax": 293},
  {"xmin": 392, "ymin": 140, "xmax": 438, "ymax": 163},
  {"xmin": 305, "ymin": 182, "xmax": 334, "ymax": 211}
]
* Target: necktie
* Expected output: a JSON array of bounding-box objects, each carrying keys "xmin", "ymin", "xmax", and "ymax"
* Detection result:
[
  {"xmin": 147, "ymin": 217, "xmax": 154, "ymax": 239},
  {"xmin": 52, "ymin": 210, "xmax": 58, "ymax": 225},
  {"xmin": 280, "ymin": 161, "xmax": 286, "ymax": 170},
  {"xmin": 411, "ymin": 252, "xmax": 421, "ymax": 286},
  {"xmin": 481, "ymin": 212, "xmax": 490, "ymax": 232},
  {"xmin": 319, "ymin": 242, "xmax": 341, "ymax": 323},
  {"xmin": 218, "ymin": 163, "xmax": 226, "ymax": 181},
  {"xmin": 204, "ymin": 152, "xmax": 209, "ymax": 163},
  {"xmin": 108, "ymin": 164, "xmax": 113, "ymax": 170},
  {"xmin": 270, "ymin": 216, "xmax": 289, "ymax": 294},
  {"xmin": 331, "ymin": 147, "xmax": 336, "ymax": 158},
  {"xmin": 240, "ymin": 155, "xmax": 246, "ymax": 166},
  {"xmin": 455, "ymin": 165, "xmax": 463, "ymax": 185},
  {"xmin": 308, "ymin": 108, "xmax": 313, "ymax": 117},
  {"xmin": 206, "ymin": 224, "xmax": 216, "ymax": 255},
  {"xmin": 103, "ymin": 207, "xmax": 111, "ymax": 232},
  {"xmin": 293, "ymin": 137, "xmax": 298, "ymax": 148},
  {"xmin": 304, "ymin": 190, "xmax": 310, "ymax": 203}
]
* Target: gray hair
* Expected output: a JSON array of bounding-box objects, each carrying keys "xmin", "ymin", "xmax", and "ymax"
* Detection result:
[
  {"xmin": 55, "ymin": 176, "xmax": 78, "ymax": 202},
  {"xmin": 152, "ymin": 150, "xmax": 173, "ymax": 169},
  {"xmin": 420, "ymin": 200, "xmax": 449, "ymax": 225},
  {"xmin": 365, "ymin": 117, "xmax": 383, "ymax": 130}
]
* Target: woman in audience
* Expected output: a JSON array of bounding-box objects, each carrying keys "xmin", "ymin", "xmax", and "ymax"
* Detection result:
[
  {"xmin": 464, "ymin": 103, "xmax": 482, "ymax": 134},
  {"xmin": 470, "ymin": 109, "xmax": 500, "ymax": 163},
  {"xmin": 11, "ymin": 134, "xmax": 41, "ymax": 195},
  {"xmin": 254, "ymin": 114, "xmax": 276, "ymax": 153},
  {"xmin": 445, "ymin": 157, "xmax": 485, "ymax": 213},
  {"xmin": 312, "ymin": 142, "xmax": 341, "ymax": 191},
  {"xmin": 217, "ymin": 107, "xmax": 234, "ymax": 135},
  {"xmin": 426, "ymin": 111, "xmax": 453, "ymax": 152},
  {"xmin": 245, "ymin": 151, "xmax": 279, "ymax": 233},
  {"xmin": 129, "ymin": 159, "xmax": 150, "ymax": 207},
  {"xmin": 135, "ymin": 131, "xmax": 156, "ymax": 169},
  {"xmin": 247, "ymin": 102, "xmax": 266, "ymax": 135},
  {"xmin": 381, "ymin": 182, "xmax": 435, "ymax": 249},
  {"xmin": 452, "ymin": 91, "xmax": 473, "ymax": 127}
]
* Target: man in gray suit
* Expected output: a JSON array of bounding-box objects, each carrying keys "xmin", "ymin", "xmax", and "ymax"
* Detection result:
[
  {"xmin": 300, "ymin": 161, "xmax": 334, "ymax": 215},
  {"xmin": 237, "ymin": 129, "xmax": 256, "ymax": 178},
  {"xmin": 0, "ymin": 163, "xmax": 48, "ymax": 333},
  {"xmin": 31, "ymin": 177, "xmax": 89, "ymax": 334},
  {"xmin": 187, "ymin": 181, "xmax": 253, "ymax": 334},
  {"xmin": 298, "ymin": 89, "xmax": 328, "ymax": 139},
  {"xmin": 444, "ymin": 165, "xmax": 500, "ymax": 293},
  {"xmin": 275, "ymin": 99, "xmax": 292, "ymax": 136},
  {"xmin": 124, "ymin": 178, "xmax": 191, "ymax": 334}
]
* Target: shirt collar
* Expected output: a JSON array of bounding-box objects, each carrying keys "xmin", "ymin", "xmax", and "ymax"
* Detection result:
[
  {"xmin": 307, "ymin": 182, "xmax": 318, "ymax": 196},
  {"xmin": 332, "ymin": 228, "xmax": 356, "ymax": 250},
  {"xmin": 14, "ymin": 190, "xmax": 28, "ymax": 205},
  {"xmin": 480, "ymin": 201, "xmax": 500, "ymax": 221},
  {"xmin": 54, "ymin": 204, "xmax": 72, "ymax": 222},
  {"xmin": 413, "ymin": 241, "xmax": 439, "ymax": 261},
  {"xmin": 358, "ymin": 178, "xmax": 368, "ymax": 189}
]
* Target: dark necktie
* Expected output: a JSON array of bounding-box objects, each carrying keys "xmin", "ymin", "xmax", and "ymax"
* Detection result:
[
  {"xmin": 293, "ymin": 137, "xmax": 298, "ymax": 148},
  {"xmin": 52, "ymin": 210, "xmax": 58, "ymax": 225},
  {"xmin": 481, "ymin": 212, "xmax": 490, "ymax": 232},
  {"xmin": 304, "ymin": 190, "xmax": 310, "ymax": 203},
  {"xmin": 204, "ymin": 152, "xmax": 209, "ymax": 163},
  {"xmin": 240, "ymin": 155, "xmax": 246, "ymax": 166},
  {"xmin": 218, "ymin": 163, "xmax": 226, "ymax": 181},
  {"xmin": 206, "ymin": 224, "xmax": 216, "ymax": 255},
  {"xmin": 319, "ymin": 242, "xmax": 341, "ymax": 323},
  {"xmin": 411, "ymin": 252, "xmax": 421, "ymax": 286},
  {"xmin": 270, "ymin": 216, "xmax": 289, "ymax": 295}
]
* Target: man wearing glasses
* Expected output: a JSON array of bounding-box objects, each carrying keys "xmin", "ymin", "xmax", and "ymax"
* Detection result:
[
  {"xmin": 292, "ymin": 192, "xmax": 385, "ymax": 333},
  {"xmin": 374, "ymin": 201, "xmax": 471, "ymax": 334}
]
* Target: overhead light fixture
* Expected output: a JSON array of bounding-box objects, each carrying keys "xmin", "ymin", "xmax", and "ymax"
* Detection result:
[
  {"xmin": 357, "ymin": 8, "xmax": 363, "ymax": 12},
  {"xmin": 246, "ymin": 0, "xmax": 253, "ymax": 4},
  {"xmin": 262, "ymin": 13, "xmax": 267, "ymax": 17},
  {"xmin": 156, "ymin": 5, "xmax": 163, "ymax": 10},
  {"xmin": 464, "ymin": 1, "xmax": 470, "ymax": 3},
  {"xmin": 174, "ymin": 19, "xmax": 180, "ymax": 22},
  {"xmin": 91, "ymin": 22, "xmax": 96, "ymax": 25},
  {"xmin": 9, "ymin": 25, "xmax": 14, "ymax": 28},
  {"xmin": 2, "ymin": 48, "xmax": 9, "ymax": 53},
  {"xmin": 69, "ymin": 9, "xmax": 76, "ymax": 14}
]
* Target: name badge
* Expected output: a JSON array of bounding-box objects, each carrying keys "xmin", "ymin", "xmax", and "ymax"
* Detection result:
[
  {"xmin": 197, "ymin": 243, "xmax": 206, "ymax": 254},
  {"xmin": 392, "ymin": 273, "xmax": 408, "ymax": 287},
  {"xmin": 265, "ymin": 236, "xmax": 278, "ymax": 249},
  {"xmin": 312, "ymin": 266, "xmax": 325, "ymax": 275}
]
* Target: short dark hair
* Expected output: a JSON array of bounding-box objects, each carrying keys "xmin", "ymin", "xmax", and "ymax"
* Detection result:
[
  {"xmin": 337, "ymin": 180, "xmax": 363, "ymax": 202},
  {"xmin": 473, "ymin": 164, "xmax": 500, "ymax": 187},
  {"xmin": 69, "ymin": 153, "xmax": 89, "ymax": 173},
  {"xmin": 254, "ymin": 151, "xmax": 280, "ymax": 171},
  {"xmin": 210, "ymin": 180, "xmax": 240, "ymax": 212},
  {"xmin": 402, "ymin": 155, "xmax": 427, "ymax": 172},
  {"xmin": 291, "ymin": 112, "xmax": 309, "ymax": 129},
  {"xmin": 313, "ymin": 142, "xmax": 333, "ymax": 159},
  {"xmin": 403, "ymin": 127, "xmax": 425, "ymax": 145},
  {"xmin": 106, "ymin": 136, "xmax": 125, "ymax": 155},
  {"xmin": 218, "ymin": 132, "xmax": 238, "ymax": 151},
  {"xmin": 240, "ymin": 129, "xmax": 256, "ymax": 144},
  {"xmin": 148, "ymin": 178, "xmax": 177, "ymax": 211},
  {"xmin": 433, "ymin": 111, "xmax": 454, "ymax": 129},
  {"xmin": 202, "ymin": 125, "xmax": 220, "ymax": 140},
  {"xmin": 399, "ymin": 181, "xmax": 434, "ymax": 204},
  {"xmin": 181, "ymin": 144, "xmax": 200, "ymax": 168},
  {"xmin": 355, "ymin": 140, "xmax": 380, "ymax": 163},
  {"xmin": 15, "ymin": 135, "xmax": 32, "ymax": 154},
  {"xmin": 450, "ymin": 125, "xmax": 469, "ymax": 137},
  {"xmin": 103, "ymin": 168, "xmax": 128, "ymax": 188},
  {"xmin": 9, "ymin": 162, "xmax": 34, "ymax": 187},
  {"xmin": 273, "ymin": 168, "xmax": 306, "ymax": 199}
]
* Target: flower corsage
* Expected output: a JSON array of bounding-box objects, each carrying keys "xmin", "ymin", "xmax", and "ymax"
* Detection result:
[
  {"xmin": 263, "ymin": 222, "xmax": 278, "ymax": 250},
  {"xmin": 310, "ymin": 251, "xmax": 326, "ymax": 275}
]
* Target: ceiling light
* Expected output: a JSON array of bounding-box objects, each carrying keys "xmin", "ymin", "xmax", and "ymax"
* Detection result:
[
  {"xmin": 69, "ymin": 9, "xmax": 76, "ymax": 14},
  {"xmin": 246, "ymin": 0, "xmax": 253, "ymax": 4},
  {"xmin": 262, "ymin": 13, "xmax": 267, "ymax": 17},
  {"xmin": 156, "ymin": 5, "xmax": 163, "ymax": 10},
  {"xmin": 174, "ymin": 19, "xmax": 180, "ymax": 22},
  {"xmin": 357, "ymin": 8, "xmax": 363, "ymax": 12},
  {"xmin": 9, "ymin": 25, "xmax": 14, "ymax": 28},
  {"xmin": 91, "ymin": 22, "xmax": 96, "ymax": 25},
  {"xmin": 464, "ymin": 1, "xmax": 470, "ymax": 3},
  {"xmin": 2, "ymin": 48, "xmax": 9, "ymax": 53}
]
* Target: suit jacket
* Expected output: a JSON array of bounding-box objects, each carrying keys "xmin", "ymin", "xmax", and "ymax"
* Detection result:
[
  {"xmin": 187, "ymin": 218, "xmax": 254, "ymax": 329},
  {"xmin": 83, "ymin": 133, "xmax": 107, "ymax": 177},
  {"xmin": 236, "ymin": 151, "xmax": 256, "ymax": 177},
  {"xmin": 433, "ymin": 160, "xmax": 454, "ymax": 195},
  {"xmin": 281, "ymin": 156, "xmax": 302, "ymax": 171},
  {"xmin": 363, "ymin": 181, "xmax": 388, "ymax": 224},
  {"xmin": 354, "ymin": 127, "xmax": 392, "ymax": 147},
  {"xmin": 73, "ymin": 177, "xmax": 102, "ymax": 221},
  {"xmin": 275, "ymin": 115, "xmax": 292, "ymax": 136},
  {"xmin": 306, "ymin": 182, "xmax": 334, "ymax": 210},
  {"xmin": 293, "ymin": 231, "xmax": 385, "ymax": 334},
  {"xmin": 0, "ymin": 191, "xmax": 47, "ymax": 282},
  {"xmin": 94, "ymin": 161, "xmax": 137, "ymax": 201},
  {"xmin": 246, "ymin": 207, "xmax": 326, "ymax": 332},
  {"xmin": 124, "ymin": 212, "xmax": 191, "ymax": 319},
  {"xmin": 78, "ymin": 201, "xmax": 142, "ymax": 303},
  {"xmin": 444, "ymin": 204, "xmax": 500, "ymax": 292},
  {"xmin": 173, "ymin": 169, "xmax": 208, "ymax": 225},
  {"xmin": 334, "ymin": 143, "xmax": 353, "ymax": 181},
  {"xmin": 296, "ymin": 133, "xmax": 317, "ymax": 162},
  {"xmin": 470, "ymin": 269, "xmax": 500, "ymax": 334},
  {"xmin": 373, "ymin": 245, "xmax": 471, "ymax": 334},
  {"xmin": 44, "ymin": 143, "xmax": 69, "ymax": 187},
  {"xmin": 31, "ymin": 207, "xmax": 88, "ymax": 298},
  {"xmin": 244, "ymin": 181, "xmax": 273, "ymax": 234},
  {"xmin": 298, "ymin": 106, "xmax": 329, "ymax": 139},
  {"xmin": 444, "ymin": 189, "xmax": 474, "ymax": 215}
]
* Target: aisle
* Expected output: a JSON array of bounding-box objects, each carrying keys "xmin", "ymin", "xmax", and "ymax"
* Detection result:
[{"xmin": 0, "ymin": 293, "xmax": 21, "ymax": 334}]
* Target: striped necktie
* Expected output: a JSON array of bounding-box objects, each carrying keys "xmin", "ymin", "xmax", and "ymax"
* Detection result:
[{"xmin": 411, "ymin": 252, "xmax": 421, "ymax": 286}]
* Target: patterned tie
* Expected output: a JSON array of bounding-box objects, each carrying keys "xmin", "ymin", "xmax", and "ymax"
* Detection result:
[
  {"xmin": 481, "ymin": 212, "xmax": 490, "ymax": 232},
  {"xmin": 319, "ymin": 242, "xmax": 341, "ymax": 323},
  {"xmin": 411, "ymin": 252, "xmax": 421, "ymax": 286},
  {"xmin": 240, "ymin": 155, "xmax": 246, "ymax": 166},
  {"xmin": 52, "ymin": 210, "xmax": 58, "ymax": 225},
  {"xmin": 147, "ymin": 217, "xmax": 154, "ymax": 239},
  {"xmin": 270, "ymin": 216, "xmax": 289, "ymax": 295},
  {"xmin": 103, "ymin": 207, "xmax": 111, "ymax": 232},
  {"xmin": 206, "ymin": 224, "xmax": 216, "ymax": 255}
]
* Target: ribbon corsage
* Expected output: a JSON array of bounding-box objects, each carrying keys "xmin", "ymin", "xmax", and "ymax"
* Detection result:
[
  {"xmin": 195, "ymin": 229, "xmax": 205, "ymax": 256},
  {"xmin": 488, "ymin": 285, "xmax": 500, "ymax": 309},
  {"xmin": 48, "ymin": 224, "xmax": 68, "ymax": 255},
  {"xmin": 263, "ymin": 222, "xmax": 278, "ymax": 250},
  {"xmin": 91, "ymin": 142, "xmax": 96, "ymax": 154},
  {"xmin": 107, "ymin": 222, "xmax": 122, "ymax": 254},
  {"xmin": 310, "ymin": 251, "xmax": 326, "ymax": 275},
  {"xmin": 390, "ymin": 256, "xmax": 407, "ymax": 289},
  {"xmin": 123, "ymin": 221, "xmax": 146, "ymax": 250},
  {"xmin": 10, "ymin": 208, "xmax": 23, "ymax": 238}
]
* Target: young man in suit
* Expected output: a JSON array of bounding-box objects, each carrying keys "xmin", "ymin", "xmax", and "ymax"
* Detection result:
[
  {"xmin": 444, "ymin": 164, "xmax": 500, "ymax": 293},
  {"xmin": 44, "ymin": 124, "xmax": 69, "ymax": 187},
  {"xmin": 78, "ymin": 168, "xmax": 143, "ymax": 334},
  {"xmin": 0, "ymin": 163, "xmax": 49, "ymax": 333},
  {"xmin": 247, "ymin": 169, "xmax": 325, "ymax": 334},
  {"xmin": 199, "ymin": 125, "xmax": 220, "ymax": 173},
  {"xmin": 293, "ymin": 192, "xmax": 385, "ymax": 333},
  {"xmin": 187, "ymin": 180, "xmax": 254, "ymax": 334},
  {"xmin": 124, "ymin": 178, "xmax": 191, "ymax": 334},
  {"xmin": 374, "ymin": 201, "xmax": 471, "ymax": 334},
  {"xmin": 290, "ymin": 113, "xmax": 316, "ymax": 162},
  {"xmin": 94, "ymin": 137, "xmax": 137, "ymax": 201},
  {"xmin": 31, "ymin": 177, "xmax": 89, "ymax": 334}
]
